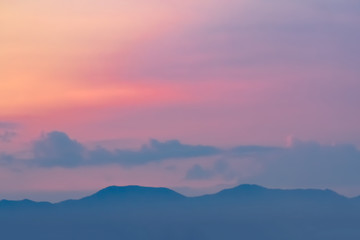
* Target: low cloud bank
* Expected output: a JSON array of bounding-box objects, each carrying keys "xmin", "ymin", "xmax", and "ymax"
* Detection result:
[
  {"xmin": 1, "ymin": 131, "xmax": 360, "ymax": 193},
  {"xmin": 30, "ymin": 131, "xmax": 220, "ymax": 168}
]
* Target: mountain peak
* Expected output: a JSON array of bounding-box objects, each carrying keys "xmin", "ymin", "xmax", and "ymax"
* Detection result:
[
  {"xmin": 215, "ymin": 184, "xmax": 267, "ymax": 196},
  {"xmin": 79, "ymin": 185, "xmax": 185, "ymax": 204},
  {"xmin": 199, "ymin": 184, "xmax": 347, "ymax": 204}
]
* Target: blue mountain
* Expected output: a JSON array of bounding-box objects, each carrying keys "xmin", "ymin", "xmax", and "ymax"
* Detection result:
[
  {"xmin": 0, "ymin": 185, "xmax": 360, "ymax": 240},
  {"xmin": 0, "ymin": 199, "xmax": 51, "ymax": 208},
  {"xmin": 200, "ymin": 184, "xmax": 346, "ymax": 203},
  {"xmin": 80, "ymin": 185, "xmax": 184, "ymax": 201}
]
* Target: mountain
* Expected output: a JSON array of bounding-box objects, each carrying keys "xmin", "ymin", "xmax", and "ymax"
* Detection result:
[
  {"xmin": 0, "ymin": 199, "xmax": 51, "ymax": 209},
  {"xmin": 80, "ymin": 185, "xmax": 184, "ymax": 201},
  {"xmin": 1, "ymin": 185, "xmax": 360, "ymax": 240},
  {"xmin": 199, "ymin": 184, "xmax": 346, "ymax": 204},
  {"xmin": 59, "ymin": 185, "xmax": 185, "ymax": 208}
]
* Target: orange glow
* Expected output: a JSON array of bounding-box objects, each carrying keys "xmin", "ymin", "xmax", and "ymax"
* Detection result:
[
  {"xmin": 0, "ymin": 0, "xmax": 180, "ymax": 116},
  {"xmin": 0, "ymin": 81, "xmax": 144, "ymax": 116}
]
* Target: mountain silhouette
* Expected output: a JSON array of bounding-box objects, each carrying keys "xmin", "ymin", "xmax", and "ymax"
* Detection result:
[
  {"xmin": 1, "ymin": 184, "xmax": 360, "ymax": 240},
  {"xmin": 82, "ymin": 185, "xmax": 184, "ymax": 201},
  {"xmin": 0, "ymin": 199, "xmax": 51, "ymax": 209},
  {"xmin": 200, "ymin": 184, "xmax": 346, "ymax": 202},
  {"xmin": 59, "ymin": 185, "xmax": 185, "ymax": 208}
]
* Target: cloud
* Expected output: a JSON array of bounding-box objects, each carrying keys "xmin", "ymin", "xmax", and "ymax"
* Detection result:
[
  {"xmin": 0, "ymin": 122, "xmax": 18, "ymax": 129},
  {"xmin": 249, "ymin": 139, "xmax": 360, "ymax": 187},
  {"xmin": 30, "ymin": 131, "xmax": 221, "ymax": 168},
  {"xmin": 3, "ymin": 131, "xmax": 360, "ymax": 194},
  {"xmin": 0, "ymin": 153, "xmax": 15, "ymax": 166},
  {"xmin": 184, "ymin": 139, "xmax": 360, "ymax": 191},
  {"xmin": 186, "ymin": 164, "xmax": 213, "ymax": 180},
  {"xmin": 230, "ymin": 145, "xmax": 281, "ymax": 156},
  {"xmin": 0, "ymin": 122, "xmax": 18, "ymax": 142},
  {"xmin": 18, "ymin": 132, "xmax": 360, "ymax": 189},
  {"xmin": 0, "ymin": 131, "xmax": 17, "ymax": 142},
  {"xmin": 32, "ymin": 131, "xmax": 85, "ymax": 168},
  {"xmin": 105, "ymin": 139, "xmax": 220, "ymax": 166},
  {"xmin": 185, "ymin": 160, "xmax": 237, "ymax": 181},
  {"xmin": 214, "ymin": 139, "xmax": 360, "ymax": 190}
]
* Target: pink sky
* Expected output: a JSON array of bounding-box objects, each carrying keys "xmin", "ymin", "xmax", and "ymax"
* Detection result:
[{"xmin": 1, "ymin": 0, "xmax": 360, "ymax": 201}]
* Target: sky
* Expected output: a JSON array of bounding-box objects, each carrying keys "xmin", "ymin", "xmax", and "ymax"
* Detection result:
[{"xmin": 1, "ymin": 0, "xmax": 360, "ymax": 202}]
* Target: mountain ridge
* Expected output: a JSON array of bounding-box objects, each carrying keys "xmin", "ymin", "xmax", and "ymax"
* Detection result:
[
  {"xmin": 1, "ymin": 184, "xmax": 360, "ymax": 240},
  {"xmin": 0, "ymin": 184, "xmax": 356, "ymax": 205}
]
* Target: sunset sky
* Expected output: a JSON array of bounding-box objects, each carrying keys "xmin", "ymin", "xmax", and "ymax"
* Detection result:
[{"xmin": 1, "ymin": 0, "xmax": 360, "ymax": 201}]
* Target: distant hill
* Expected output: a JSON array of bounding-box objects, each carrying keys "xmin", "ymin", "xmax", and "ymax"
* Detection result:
[
  {"xmin": 1, "ymin": 185, "xmax": 360, "ymax": 240},
  {"xmin": 0, "ymin": 199, "xmax": 51, "ymax": 209},
  {"xmin": 59, "ymin": 185, "xmax": 185, "ymax": 208},
  {"xmin": 81, "ymin": 185, "xmax": 185, "ymax": 201},
  {"xmin": 198, "ymin": 184, "xmax": 347, "ymax": 203}
]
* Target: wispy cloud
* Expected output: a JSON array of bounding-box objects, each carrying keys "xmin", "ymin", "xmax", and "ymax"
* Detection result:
[
  {"xmin": 1, "ymin": 131, "xmax": 360, "ymax": 199},
  {"xmin": 184, "ymin": 138, "xmax": 360, "ymax": 191},
  {"xmin": 0, "ymin": 122, "xmax": 18, "ymax": 129},
  {"xmin": 2, "ymin": 131, "xmax": 359, "ymax": 191},
  {"xmin": 0, "ymin": 131, "xmax": 17, "ymax": 143}
]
